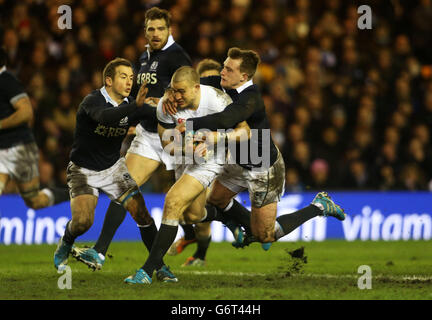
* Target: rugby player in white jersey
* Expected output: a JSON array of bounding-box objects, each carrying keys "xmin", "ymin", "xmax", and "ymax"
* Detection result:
[{"xmin": 125, "ymin": 66, "xmax": 249, "ymax": 284}]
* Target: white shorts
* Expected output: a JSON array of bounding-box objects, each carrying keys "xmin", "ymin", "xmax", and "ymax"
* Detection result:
[
  {"xmin": 217, "ymin": 151, "xmax": 286, "ymax": 208},
  {"xmin": 127, "ymin": 124, "xmax": 174, "ymax": 170},
  {"xmin": 0, "ymin": 142, "xmax": 39, "ymax": 183},
  {"xmin": 66, "ymin": 158, "xmax": 138, "ymax": 201},
  {"xmin": 175, "ymin": 162, "xmax": 225, "ymax": 188}
]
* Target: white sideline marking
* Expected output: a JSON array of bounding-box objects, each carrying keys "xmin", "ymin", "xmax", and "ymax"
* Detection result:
[{"xmin": 175, "ymin": 270, "xmax": 432, "ymax": 282}]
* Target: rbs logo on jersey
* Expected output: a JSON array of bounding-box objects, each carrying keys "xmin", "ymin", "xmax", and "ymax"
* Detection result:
[
  {"xmin": 94, "ymin": 124, "xmax": 127, "ymax": 137},
  {"xmin": 138, "ymin": 72, "xmax": 157, "ymax": 85}
]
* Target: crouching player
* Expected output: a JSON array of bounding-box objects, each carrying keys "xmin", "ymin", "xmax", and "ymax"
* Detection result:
[
  {"xmin": 54, "ymin": 58, "xmax": 176, "ymax": 282},
  {"xmin": 124, "ymin": 66, "xmax": 249, "ymax": 284}
]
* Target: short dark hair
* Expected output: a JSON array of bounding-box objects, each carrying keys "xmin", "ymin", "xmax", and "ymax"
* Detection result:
[
  {"xmin": 145, "ymin": 7, "xmax": 171, "ymax": 28},
  {"xmin": 227, "ymin": 47, "xmax": 260, "ymax": 79},
  {"xmin": 196, "ymin": 59, "xmax": 221, "ymax": 76},
  {"xmin": 0, "ymin": 47, "xmax": 7, "ymax": 67},
  {"xmin": 172, "ymin": 66, "xmax": 200, "ymax": 85},
  {"xmin": 102, "ymin": 57, "xmax": 133, "ymax": 85}
]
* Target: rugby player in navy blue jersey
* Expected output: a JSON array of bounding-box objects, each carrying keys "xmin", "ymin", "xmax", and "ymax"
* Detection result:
[
  {"xmin": 54, "ymin": 58, "xmax": 176, "ymax": 281},
  {"xmin": 71, "ymin": 7, "xmax": 200, "ymax": 272},
  {"xmin": 0, "ymin": 47, "xmax": 69, "ymax": 210},
  {"xmin": 163, "ymin": 48, "xmax": 346, "ymax": 252}
]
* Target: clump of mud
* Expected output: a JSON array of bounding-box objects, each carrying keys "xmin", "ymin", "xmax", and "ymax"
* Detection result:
[{"xmin": 279, "ymin": 246, "xmax": 308, "ymax": 277}]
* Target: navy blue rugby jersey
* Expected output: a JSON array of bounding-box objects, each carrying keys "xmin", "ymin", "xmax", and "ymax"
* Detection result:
[
  {"xmin": 190, "ymin": 76, "xmax": 279, "ymax": 169},
  {"xmin": 0, "ymin": 68, "xmax": 35, "ymax": 149},
  {"xmin": 70, "ymin": 88, "xmax": 154, "ymax": 171},
  {"xmin": 135, "ymin": 36, "xmax": 191, "ymax": 133}
]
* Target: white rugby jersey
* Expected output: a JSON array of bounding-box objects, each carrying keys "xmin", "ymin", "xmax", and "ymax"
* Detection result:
[{"xmin": 157, "ymin": 84, "xmax": 232, "ymax": 164}]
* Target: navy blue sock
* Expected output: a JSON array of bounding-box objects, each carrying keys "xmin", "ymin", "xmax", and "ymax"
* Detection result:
[
  {"xmin": 276, "ymin": 205, "xmax": 321, "ymax": 236},
  {"xmin": 201, "ymin": 203, "xmax": 223, "ymax": 222},
  {"xmin": 139, "ymin": 220, "xmax": 164, "ymax": 270},
  {"xmin": 193, "ymin": 236, "xmax": 211, "ymax": 260},
  {"xmin": 221, "ymin": 200, "xmax": 252, "ymax": 233},
  {"xmin": 62, "ymin": 220, "xmax": 77, "ymax": 245},
  {"xmin": 142, "ymin": 224, "xmax": 178, "ymax": 277},
  {"xmin": 93, "ymin": 201, "xmax": 127, "ymax": 255},
  {"xmin": 181, "ymin": 224, "xmax": 196, "ymax": 240}
]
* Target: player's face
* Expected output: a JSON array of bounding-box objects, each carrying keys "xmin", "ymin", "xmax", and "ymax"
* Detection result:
[
  {"xmin": 145, "ymin": 19, "xmax": 170, "ymax": 51},
  {"xmin": 220, "ymin": 57, "xmax": 247, "ymax": 90},
  {"xmin": 171, "ymin": 80, "xmax": 199, "ymax": 109},
  {"xmin": 111, "ymin": 66, "xmax": 134, "ymax": 98}
]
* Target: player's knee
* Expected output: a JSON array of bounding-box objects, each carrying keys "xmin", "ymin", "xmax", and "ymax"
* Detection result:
[
  {"xmin": 164, "ymin": 195, "xmax": 184, "ymax": 217},
  {"xmin": 183, "ymin": 211, "xmax": 201, "ymax": 224},
  {"xmin": 207, "ymin": 194, "xmax": 230, "ymax": 210},
  {"xmin": 164, "ymin": 197, "xmax": 180, "ymax": 215}
]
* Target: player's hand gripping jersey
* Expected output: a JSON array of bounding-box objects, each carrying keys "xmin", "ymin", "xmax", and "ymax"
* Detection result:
[{"xmin": 157, "ymin": 84, "xmax": 233, "ymax": 165}]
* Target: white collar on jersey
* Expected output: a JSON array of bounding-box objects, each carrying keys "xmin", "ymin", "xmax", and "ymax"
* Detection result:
[
  {"xmin": 0, "ymin": 66, "xmax": 6, "ymax": 75},
  {"xmin": 222, "ymin": 79, "xmax": 253, "ymax": 95},
  {"xmin": 146, "ymin": 35, "xmax": 175, "ymax": 59},
  {"xmin": 162, "ymin": 35, "xmax": 175, "ymax": 50},
  {"xmin": 235, "ymin": 79, "xmax": 254, "ymax": 94},
  {"xmin": 100, "ymin": 86, "xmax": 129, "ymax": 107}
]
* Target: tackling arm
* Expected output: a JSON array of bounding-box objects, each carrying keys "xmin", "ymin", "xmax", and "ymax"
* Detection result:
[
  {"xmin": 228, "ymin": 120, "xmax": 251, "ymax": 142},
  {"xmin": 0, "ymin": 96, "xmax": 33, "ymax": 130},
  {"xmin": 188, "ymin": 95, "xmax": 257, "ymax": 131}
]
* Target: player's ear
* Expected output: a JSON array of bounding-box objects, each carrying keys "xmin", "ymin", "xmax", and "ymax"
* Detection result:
[
  {"xmin": 105, "ymin": 76, "xmax": 113, "ymax": 87},
  {"xmin": 241, "ymin": 72, "xmax": 249, "ymax": 83}
]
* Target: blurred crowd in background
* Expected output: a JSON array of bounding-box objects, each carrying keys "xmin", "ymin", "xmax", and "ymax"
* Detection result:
[{"xmin": 1, "ymin": 0, "xmax": 432, "ymax": 192}]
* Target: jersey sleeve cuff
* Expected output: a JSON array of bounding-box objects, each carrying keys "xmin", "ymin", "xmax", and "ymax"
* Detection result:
[
  {"xmin": 158, "ymin": 120, "xmax": 177, "ymax": 129},
  {"xmin": 10, "ymin": 93, "xmax": 29, "ymax": 105}
]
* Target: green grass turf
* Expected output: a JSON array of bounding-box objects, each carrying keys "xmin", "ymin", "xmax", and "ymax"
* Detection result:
[{"xmin": 0, "ymin": 240, "xmax": 431, "ymax": 300}]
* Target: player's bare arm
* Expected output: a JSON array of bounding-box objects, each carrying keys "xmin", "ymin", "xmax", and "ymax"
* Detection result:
[{"xmin": 0, "ymin": 96, "xmax": 33, "ymax": 130}]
